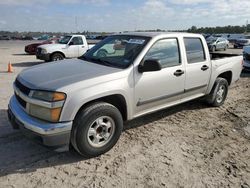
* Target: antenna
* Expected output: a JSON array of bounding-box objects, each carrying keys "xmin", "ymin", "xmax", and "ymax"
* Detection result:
[
  {"xmin": 75, "ymin": 16, "xmax": 78, "ymax": 33},
  {"xmin": 246, "ymin": 20, "xmax": 249, "ymax": 33}
]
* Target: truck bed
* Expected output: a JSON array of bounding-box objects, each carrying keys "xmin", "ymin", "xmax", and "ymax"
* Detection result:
[{"xmin": 210, "ymin": 52, "xmax": 242, "ymax": 60}]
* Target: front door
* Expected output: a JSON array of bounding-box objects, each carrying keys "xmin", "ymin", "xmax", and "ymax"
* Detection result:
[
  {"xmin": 134, "ymin": 38, "xmax": 185, "ymax": 116},
  {"xmin": 66, "ymin": 36, "xmax": 84, "ymax": 58}
]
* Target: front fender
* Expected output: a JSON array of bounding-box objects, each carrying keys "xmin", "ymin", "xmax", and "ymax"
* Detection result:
[{"xmin": 59, "ymin": 80, "xmax": 132, "ymax": 122}]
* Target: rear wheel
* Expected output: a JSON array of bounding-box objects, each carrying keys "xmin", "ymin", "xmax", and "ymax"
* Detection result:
[
  {"xmin": 205, "ymin": 78, "xmax": 228, "ymax": 107},
  {"xmin": 51, "ymin": 53, "xmax": 64, "ymax": 61},
  {"xmin": 71, "ymin": 102, "xmax": 123, "ymax": 158}
]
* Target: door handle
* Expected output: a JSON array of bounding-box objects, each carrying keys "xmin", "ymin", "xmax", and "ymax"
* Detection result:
[
  {"xmin": 174, "ymin": 69, "xmax": 184, "ymax": 76},
  {"xmin": 81, "ymin": 46, "xmax": 85, "ymax": 48},
  {"xmin": 201, "ymin": 65, "xmax": 209, "ymax": 71}
]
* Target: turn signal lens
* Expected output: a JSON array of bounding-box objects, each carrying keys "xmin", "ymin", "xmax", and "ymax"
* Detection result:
[
  {"xmin": 51, "ymin": 108, "xmax": 62, "ymax": 122},
  {"xmin": 53, "ymin": 92, "xmax": 66, "ymax": 101}
]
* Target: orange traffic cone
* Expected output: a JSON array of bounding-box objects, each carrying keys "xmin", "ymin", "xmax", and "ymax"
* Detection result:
[{"xmin": 8, "ymin": 62, "xmax": 13, "ymax": 73}]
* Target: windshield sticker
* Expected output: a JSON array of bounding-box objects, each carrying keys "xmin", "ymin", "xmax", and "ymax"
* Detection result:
[{"xmin": 128, "ymin": 39, "xmax": 145, "ymax": 45}]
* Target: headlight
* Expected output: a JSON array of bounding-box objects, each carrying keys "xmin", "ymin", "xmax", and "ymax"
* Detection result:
[
  {"xmin": 31, "ymin": 91, "xmax": 66, "ymax": 102},
  {"xmin": 41, "ymin": 48, "xmax": 47, "ymax": 54},
  {"xmin": 28, "ymin": 91, "xmax": 66, "ymax": 122}
]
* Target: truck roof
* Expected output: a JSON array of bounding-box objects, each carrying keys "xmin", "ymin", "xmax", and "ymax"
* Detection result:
[{"xmin": 118, "ymin": 32, "xmax": 202, "ymax": 38}]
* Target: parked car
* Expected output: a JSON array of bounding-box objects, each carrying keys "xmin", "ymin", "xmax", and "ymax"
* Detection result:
[
  {"xmin": 95, "ymin": 35, "xmax": 108, "ymax": 40},
  {"xmin": 25, "ymin": 38, "xmax": 59, "ymax": 55},
  {"xmin": 206, "ymin": 37, "xmax": 229, "ymax": 52},
  {"xmin": 8, "ymin": 32, "xmax": 242, "ymax": 157},
  {"xmin": 21, "ymin": 36, "xmax": 33, "ymax": 40},
  {"xmin": 234, "ymin": 35, "xmax": 250, "ymax": 48},
  {"xmin": 243, "ymin": 46, "xmax": 250, "ymax": 71},
  {"xmin": 0, "ymin": 35, "xmax": 11, "ymax": 40},
  {"xmin": 227, "ymin": 34, "xmax": 245, "ymax": 44},
  {"xmin": 36, "ymin": 35, "xmax": 95, "ymax": 62}
]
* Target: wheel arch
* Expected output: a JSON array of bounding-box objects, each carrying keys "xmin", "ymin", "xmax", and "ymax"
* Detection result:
[
  {"xmin": 217, "ymin": 71, "xmax": 232, "ymax": 85},
  {"xmin": 50, "ymin": 51, "xmax": 65, "ymax": 60},
  {"xmin": 74, "ymin": 94, "xmax": 128, "ymax": 121}
]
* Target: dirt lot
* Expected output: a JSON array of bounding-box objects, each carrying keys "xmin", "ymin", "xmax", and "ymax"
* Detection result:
[{"xmin": 0, "ymin": 41, "xmax": 250, "ymax": 188}]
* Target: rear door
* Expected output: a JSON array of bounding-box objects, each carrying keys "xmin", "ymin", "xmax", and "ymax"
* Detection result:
[{"xmin": 183, "ymin": 37, "xmax": 211, "ymax": 99}]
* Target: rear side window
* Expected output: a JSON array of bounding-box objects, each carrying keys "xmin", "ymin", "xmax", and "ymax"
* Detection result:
[
  {"xmin": 144, "ymin": 38, "xmax": 181, "ymax": 68},
  {"xmin": 184, "ymin": 38, "xmax": 206, "ymax": 64}
]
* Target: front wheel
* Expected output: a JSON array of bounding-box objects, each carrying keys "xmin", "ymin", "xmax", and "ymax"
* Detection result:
[
  {"xmin": 71, "ymin": 102, "xmax": 123, "ymax": 158},
  {"xmin": 51, "ymin": 53, "xmax": 64, "ymax": 62},
  {"xmin": 205, "ymin": 78, "xmax": 228, "ymax": 107}
]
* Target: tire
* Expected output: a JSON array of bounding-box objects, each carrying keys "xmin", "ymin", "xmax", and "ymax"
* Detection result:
[
  {"xmin": 71, "ymin": 102, "xmax": 123, "ymax": 158},
  {"xmin": 51, "ymin": 53, "xmax": 64, "ymax": 61},
  {"xmin": 205, "ymin": 78, "xmax": 228, "ymax": 107},
  {"xmin": 211, "ymin": 46, "xmax": 216, "ymax": 52},
  {"xmin": 96, "ymin": 49, "xmax": 108, "ymax": 58}
]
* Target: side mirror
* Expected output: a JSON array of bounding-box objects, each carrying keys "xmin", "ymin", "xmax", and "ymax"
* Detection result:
[
  {"xmin": 68, "ymin": 41, "xmax": 74, "ymax": 46},
  {"xmin": 138, "ymin": 59, "xmax": 162, "ymax": 73}
]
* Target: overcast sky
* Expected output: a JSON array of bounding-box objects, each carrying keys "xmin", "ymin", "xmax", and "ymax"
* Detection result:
[{"xmin": 0, "ymin": 0, "xmax": 249, "ymax": 32}]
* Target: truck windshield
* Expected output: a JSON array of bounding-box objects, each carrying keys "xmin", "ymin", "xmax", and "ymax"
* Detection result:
[
  {"xmin": 58, "ymin": 36, "xmax": 72, "ymax": 44},
  {"xmin": 79, "ymin": 35, "xmax": 150, "ymax": 69}
]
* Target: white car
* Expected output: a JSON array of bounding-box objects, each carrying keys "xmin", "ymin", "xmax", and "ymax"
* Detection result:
[{"xmin": 36, "ymin": 35, "xmax": 95, "ymax": 62}]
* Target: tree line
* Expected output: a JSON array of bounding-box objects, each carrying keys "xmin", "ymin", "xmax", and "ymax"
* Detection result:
[
  {"xmin": 1, "ymin": 25, "xmax": 250, "ymax": 37},
  {"xmin": 187, "ymin": 25, "xmax": 250, "ymax": 34}
]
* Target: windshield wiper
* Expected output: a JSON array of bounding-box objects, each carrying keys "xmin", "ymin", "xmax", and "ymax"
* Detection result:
[
  {"xmin": 94, "ymin": 58, "xmax": 115, "ymax": 67},
  {"xmin": 79, "ymin": 56, "xmax": 123, "ymax": 68}
]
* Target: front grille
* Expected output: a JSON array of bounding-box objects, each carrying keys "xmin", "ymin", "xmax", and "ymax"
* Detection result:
[
  {"xmin": 14, "ymin": 79, "xmax": 31, "ymax": 109},
  {"xmin": 15, "ymin": 79, "xmax": 31, "ymax": 96},
  {"xmin": 37, "ymin": 47, "xmax": 42, "ymax": 55},
  {"xmin": 15, "ymin": 93, "xmax": 26, "ymax": 109}
]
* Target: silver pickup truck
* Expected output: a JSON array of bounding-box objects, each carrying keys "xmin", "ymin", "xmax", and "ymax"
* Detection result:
[{"xmin": 8, "ymin": 32, "xmax": 242, "ymax": 157}]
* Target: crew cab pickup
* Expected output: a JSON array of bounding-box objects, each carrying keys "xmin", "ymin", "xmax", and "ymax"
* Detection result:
[
  {"xmin": 36, "ymin": 35, "xmax": 95, "ymax": 62},
  {"xmin": 8, "ymin": 33, "xmax": 242, "ymax": 157}
]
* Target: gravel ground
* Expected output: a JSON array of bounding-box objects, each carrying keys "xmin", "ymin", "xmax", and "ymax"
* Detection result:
[{"xmin": 0, "ymin": 41, "xmax": 249, "ymax": 188}]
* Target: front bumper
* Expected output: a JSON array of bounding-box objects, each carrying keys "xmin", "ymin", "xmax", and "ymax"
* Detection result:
[
  {"xmin": 8, "ymin": 96, "xmax": 72, "ymax": 149},
  {"xmin": 36, "ymin": 53, "xmax": 51, "ymax": 61}
]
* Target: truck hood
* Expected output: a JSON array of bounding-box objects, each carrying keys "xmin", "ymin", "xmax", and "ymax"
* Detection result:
[
  {"xmin": 38, "ymin": 43, "xmax": 67, "ymax": 51},
  {"xmin": 17, "ymin": 58, "xmax": 125, "ymax": 91}
]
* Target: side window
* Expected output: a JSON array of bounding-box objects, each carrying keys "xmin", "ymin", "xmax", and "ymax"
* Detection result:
[
  {"xmin": 184, "ymin": 38, "xmax": 206, "ymax": 64},
  {"xmin": 144, "ymin": 38, "xmax": 181, "ymax": 68},
  {"xmin": 71, "ymin": 37, "xmax": 83, "ymax": 45}
]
